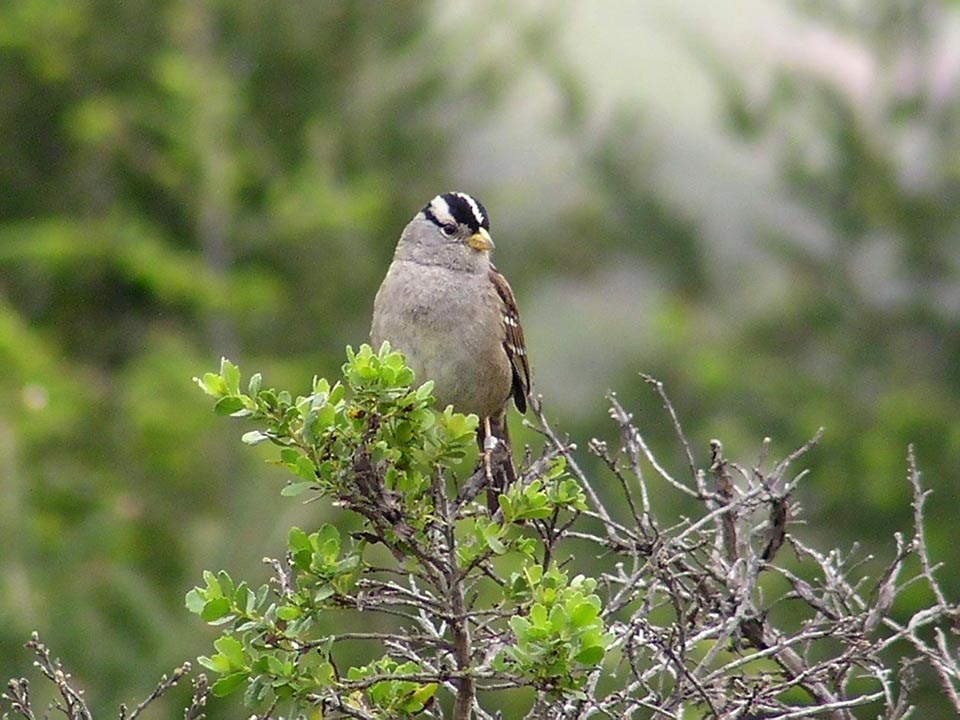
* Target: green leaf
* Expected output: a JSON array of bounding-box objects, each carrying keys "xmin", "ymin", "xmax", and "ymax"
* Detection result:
[
  {"xmin": 184, "ymin": 588, "xmax": 206, "ymax": 614},
  {"xmin": 292, "ymin": 455, "xmax": 316, "ymax": 480},
  {"xmin": 281, "ymin": 481, "xmax": 315, "ymax": 497},
  {"xmin": 201, "ymin": 597, "xmax": 232, "ymax": 622},
  {"xmin": 198, "ymin": 654, "xmax": 231, "ymax": 673},
  {"xmin": 483, "ymin": 525, "xmax": 507, "ymax": 555},
  {"xmin": 276, "ymin": 604, "xmax": 301, "ymax": 621},
  {"xmin": 510, "ymin": 615, "xmax": 531, "ymax": 637},
  {"xmin": 530, "ymin": 603, "xmax": 548, "ymax": 627},
  {"xmin": 380, "ymin": 364, "xmax": 396, "ymax": 385},
  {"xmin": 524, "ymin": 565, "xmax": 544, "ymax": 586},
  {"xmin": 241, "ymin": 430, "xmax": 269, "ymax": 445},
  {"xmin": 515, "ymin": 536, "xmax": 537, "ymax": 556},
  {"xmin": 233, "ymin": 582, "xmax": 254, "ymax": 613},
  {"xmin": 316, "ymin": 523, "xmax": 340, "ymax": 549},
  {"xmin": 248, "ymin": 372, "xmax": 262, "ymax": 395},
  {"xmin": 211, "ymin": 671, "xmax": 249, "ymax": 697},
  {"xmin": 313, "ymin": 661, "xmax": 336, "ymax": 686},
  {"xmin": 414, "ymin": 408, "xmax": 435, "ymax": 431},
  {"xmin": 214, "ymin": 396, "xmax": 245, "ymax": 415},
  {"xmin": 415, "ymin": 380, "xmax": 434, "ymax": 401},
  {"xmin": 195, "ymin": 372, "xmax": 228, "ymax": 397},
  {"xmin": 411, "ymin": 682, "xmax": 438, "ymax": 707},
  {"xmin": 256, "ymin": 584, "xmax": 269, "ymax": 607},
  {"xmin": 203, "ymin": 570, "xmax": 222, "ymax": 597},
  {"xmin": 574, "ymin": 645, "xmax": 606, "ymax": 665},
  {"xmin": 549, "ymin": 603, "xmax": 569, "ymax": 632},
  {"xmin": 569, "ymin": 600, "xmax": 600, "ymax": 628},
  {"xmin": 288, "ymin": 527, "xmax": 310, "ymax": 552},
  {"xmin": 220, "ymin": 358, "xmax": 241, "ymax": 394},
  {"xmin": 546, "ymin": 456, "xmax": 567, "ymax": 480},
  {"xmin": 217, "ymin": 570, "xmax": 235, "ymax": 598},
  {"xmin": 313, "ymin": 402, "xmax": 336, "ymax": 429},
  {"xmin": 214, "ymin": 635, "xmax": 246, "ymax": 668},
  {"xmin": 259, "ymin": 389, "xmax": 278, "ymax": 407}
]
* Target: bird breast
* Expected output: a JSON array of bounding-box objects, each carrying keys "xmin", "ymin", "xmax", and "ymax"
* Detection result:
[{"xmin": 371, "ymin": 260, "xmax": 512, "ymax": 419}]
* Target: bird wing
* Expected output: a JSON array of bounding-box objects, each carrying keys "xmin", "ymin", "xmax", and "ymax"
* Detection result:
[{"xmin": 489, "ymin": 265, "xmax": 530, "ymax": 414}]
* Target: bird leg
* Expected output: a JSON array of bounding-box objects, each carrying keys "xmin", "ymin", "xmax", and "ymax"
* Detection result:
[
  {"xmin": 482, "ymin": 416, "xmax": 498, "ymax": 486},
  {"xmin": 483, "ymin": 416, "xmax": 501, "ymax": 452}
]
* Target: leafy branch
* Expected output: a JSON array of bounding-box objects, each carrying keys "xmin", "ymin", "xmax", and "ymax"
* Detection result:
[
  {"xmin": 4, "ymin": 345, "xmax": 957, "ymax": 719},
  {"xmin": 188, "ymin": 344, "xmax": 601, "ymax": 718}
]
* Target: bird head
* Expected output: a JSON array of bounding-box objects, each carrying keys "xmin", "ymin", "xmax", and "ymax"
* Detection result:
[{"xmin": 395, "ymin": 191, "xmax": 495, "ymax": 272}]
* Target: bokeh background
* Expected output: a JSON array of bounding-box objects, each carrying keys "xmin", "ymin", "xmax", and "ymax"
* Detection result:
[{"xmin": 2, "ymin": 0, "xmax": 959, "ymax": 716}]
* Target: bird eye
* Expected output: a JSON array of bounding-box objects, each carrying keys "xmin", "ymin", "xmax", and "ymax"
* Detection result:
[{"xmin": 440, "ymin": 223, "xmax": 457, "ymax": 237}]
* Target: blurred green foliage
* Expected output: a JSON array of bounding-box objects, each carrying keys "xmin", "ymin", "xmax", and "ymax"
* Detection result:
[
  {"xmin": 1, "ymin": 0, "xmax": 958, "ymax": 717},
  {"xmin": 703, "ymin": 0, "xmax": 960, "ymax": 554}
]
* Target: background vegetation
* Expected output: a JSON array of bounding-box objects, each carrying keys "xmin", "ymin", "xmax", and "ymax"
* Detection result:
[{"xmin": 1, "ymin": 0, "xmax": 957, "ymax": 716}]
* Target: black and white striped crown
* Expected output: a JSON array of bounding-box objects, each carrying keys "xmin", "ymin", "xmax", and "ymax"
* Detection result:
[{"xmin": 422, "ymin": 192, "xmax": 490, "ymax": 232}]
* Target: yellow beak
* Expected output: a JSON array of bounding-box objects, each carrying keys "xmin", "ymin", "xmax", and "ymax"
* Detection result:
[{"xmin": 468, "ymin": 228, "xmax": 494, "ymax": 252}]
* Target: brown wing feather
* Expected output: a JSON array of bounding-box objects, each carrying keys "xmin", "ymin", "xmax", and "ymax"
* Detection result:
[{"xmin": 489, "ymin": 264, "xmax": 530, "ymax": 414}]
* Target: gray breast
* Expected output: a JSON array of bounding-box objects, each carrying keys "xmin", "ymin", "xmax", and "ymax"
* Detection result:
[{"xmin": 371, "ymin": 260, "xmax": 510, "ymax": 418}]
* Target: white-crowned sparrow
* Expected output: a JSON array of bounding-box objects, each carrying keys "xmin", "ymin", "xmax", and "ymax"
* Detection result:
[{"xmin": 371, "ymin": 192, "xmax": 530, "ymax": 510}]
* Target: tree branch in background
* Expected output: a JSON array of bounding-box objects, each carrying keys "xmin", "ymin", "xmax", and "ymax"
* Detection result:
[{"xmin": 2, "ymin": 633, "xmax": 208, "ymax": 720}]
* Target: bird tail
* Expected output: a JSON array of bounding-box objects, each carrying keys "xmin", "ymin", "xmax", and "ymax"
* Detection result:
[{"xmin": 479, "ymin": 412, "xmax": 516, "ymax": 515}]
